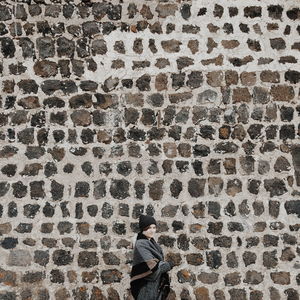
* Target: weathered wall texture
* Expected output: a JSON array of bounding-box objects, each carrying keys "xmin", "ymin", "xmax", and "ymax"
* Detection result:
[{"xmin": 0, "ymin": 0, "xmax": 300, "ymax": 299}]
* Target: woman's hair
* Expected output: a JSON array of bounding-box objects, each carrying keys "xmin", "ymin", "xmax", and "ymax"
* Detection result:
[
  {"xmin": 142, "ymin": 225, "xmax": 151, "ymax": 231},
  {"xmin": 142, "ymin": 224, "xmax": 156, "ymax": 231}
]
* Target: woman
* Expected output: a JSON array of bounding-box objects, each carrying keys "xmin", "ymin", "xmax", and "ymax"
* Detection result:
[{"xmin": 130, "ymin": 215, "xmax": 174, "ymax": 300}]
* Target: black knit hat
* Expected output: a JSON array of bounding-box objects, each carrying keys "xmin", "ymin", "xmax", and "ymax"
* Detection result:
[{"xmin": 139, "ymin": 214, "xmax": 156, "ymax": 231}]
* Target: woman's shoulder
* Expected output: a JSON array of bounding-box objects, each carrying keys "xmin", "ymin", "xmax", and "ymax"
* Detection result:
[{"xmin": 135, "ymin": 238, "xmax": 152, "ymax": 249}]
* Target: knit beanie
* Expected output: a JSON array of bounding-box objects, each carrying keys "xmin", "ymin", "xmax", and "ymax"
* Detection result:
[{"xmin": 139, "ymin": 214, "xmax": 157, "ymax": 231}]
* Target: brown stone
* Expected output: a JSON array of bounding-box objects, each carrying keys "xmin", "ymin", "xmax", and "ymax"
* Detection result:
[
  {"xmin": 161, "ymin": 39, "xmax": 182, "ymax": 53},
  {"xmin": 192, "ymin": 203, "xmax": 205, "ymax": 218},
  {"xmin": 208, "ymin": 177, "xmax": 223, "ymax": 196},
  {"xmin": 55, "ymin": 288, "xmax": 70, "ymax": 299},
  {"xmin": 244, "ymin": 271, "xmax": 263, "ymax": 284},
  {"xmin": 163, "ymin": 143, "xmax": 177, "ymax": 158},
  {"xmin": 186, "ymin": 253, "xmax": 204, "ymax": 266},
  {"xmin": 270, "ymin": 271, "xmax": 290, "ymax": 285},
  {"xmin": 221, "ymin": 40, "xmax": 240, "ymax": 49},
  {"xmin": 280, "ymin": 247, "xmax": 295, "ymax": 261},
  {"xmin": 94, "ymin": 94, "xmax": 116, "ymax": 109},
  {"xmin": 232, "ymin": 87, "xmax": 251, "ymax": 103},
  {"xmin": 240, "ymin": 72, "xmax": 256, "ymax": 86},
  {"xmin": 169, "ymin": 92, "xmax": 193, "ymax": 104},
  {"xmin": 224, "ymin": 158, "xmax": 236, "ymax": 174},
  {"xmin": 82, "ymin": 271, "xmax": 98, "ymax": 283},
  {"xmin": 67, "ymin": 270, "xmax": 77, "ymax": 283},
  {"xmin": 226, "ymin": 179, "xmax": 242, "ymax": 196},
  {"xmin": 18, "ymin": 96, "xmax": 40, "ymax": 109},
  {"xmin": 0, "ymin": 268, "xmax": 16, "ymax": 287},
  {"xmin": 70, "ymin": 110, "xmax": 91, "ymax": 126},
  {"xmin": 0, "ymin": 223, "xmax": 12, "ymax": 234},
  {"xmin": 191, "ymin": 237, "xmax": 209, "ymax": 250},
  {"xmin": 253, "ymin": 222, "xmax": 265, "ymax": 232},
  {"xmin": 269, "ymin": 287, "xmax": 280, "ymax": 300},
  {"xmin": 198, "ymin": 272, "xmax": 218, "ymax": 284},
  {"xmin": 111, "ymin": 59, "xmax": 124, "ymax": 69},
  {"xmin": 207, "ymin": 23, "xmax": 219, "ymax": 33},
  {"xmin": 34, "ymin": 60, "xmax": 58, "ymax": 77},
  {"xmin": 202, "ymin": 55, "xmax": 223, "ymax": 66},
  {"xmin": 189, "ymin": 224, "xmax": 203, "ymax": 233},
  {"xmin": 232, "ymin": 125, "xmax": 246, "ymax": 141},
  {"xmin": 194, "ymin": 287, "xmax": 210, "ymax": 300},
  {"xmin": 270, "ymin": 85, "xmax": 294, "ymax": 101},
  {"xmin": 155, "ymin": 73, "xmax": 168, "ymax": 91},
  {"xmin": 219, "ymin": 126, "xmax": 231, "ymax": 139},
  {"xmin": 149, "ymin": 180, "xmax": 164, "ymax": 200},
  {"xmin": 48, "ymin": 147, "xmax": 65, "ymax": 161},
  {"xmin": 140, "ymin": 4, "xmax": 153, "ymax": 19},
  {"xmin": 165, "ymin": 252, "xmax": 182, "ymax": 266},
  {"xmin": 77, "ymin": 223, "xmax": 89, "ymax": 235},
  {"xmin": 2, "ymin": 80, "xmax": 15, "ymax": 93},
  {"xmin": 207, "ymin": 71, "xmax": 224, "ymax": 87},
  {"xmin": 97, "ymin": 130, "xmax": 112, "ymax": 144},
  {"xmin": 155, "ymin": 4, "xmax": 177, "ymax": 18},
  {"xmin": 224, "ymin": 272, "xmax": 241, "ymax": 286},
  {"xmin": 207, "ymin": 38, "xmax": 218, "ymax": 53},
  {"xmin": 125, "ymin": 93, "xmax": 144, "ymax": 107},
  {"xmin": 70, "ymin": 94, "xmax": 93, "ymax": 109},
  {"xmin": 260, "ymin": 71, "xmax": 280, "ymax": 83},
  {"xmin": 178, "ymin": 143, "xmax": 191, "ymax": 157},
  {"xmin": 265, "ymin": 103, "xmax": 277, "ymax": 121},
  {"xmin": 155, "ymin": 58, "xmax": 170, "ymax": 69},
  {"xmin": 188, "ymin": 40, "xmax": 199, "ymax": 54},
  {"xmin": 225, "ymin": 70, "xmax": 239, "ymax": 85}
]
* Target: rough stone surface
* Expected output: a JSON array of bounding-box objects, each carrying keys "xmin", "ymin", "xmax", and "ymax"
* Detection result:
[{"xmin": 0, "ymin": 1, "xmax": 299, "ymax": 298}]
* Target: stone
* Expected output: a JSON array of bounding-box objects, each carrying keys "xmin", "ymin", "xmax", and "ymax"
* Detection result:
[
  {"xmin": 232, "ymin": 87, "xmax": 251, "ymax": 103},
  {"xmin": 161, "ymin": 39, "xmax": 182, "ymax": 53},
  {"xmin": 22, "ymin": 271, "xmax": 45, "ymax": 283},
  {"xmin": 226, "ymin": 252, "xmax": 238, "ymax": 268},
  {"xmin": 50, "ymin": 270, "xmax": 64, "ymax": 284},
  {"xmin": 263, "ymin": 250, "xmax": 278, "ymax": 268},
  {"xmin": 270, "ymin": 38, "xmax": 286, "ymax": 50},
  {"xmin": 271, "ymin": 85, "xmax": 294, "ymax": 101},
  {"xmin": 224, "ymin": 272, "xmax": 241, "ymax": 286},
  {"xmin": 244, "ymin": 271, "xmax": 264, "ymax": 284},
  {"xmin": 206, "ymin": 250, "xmax": 222, "ymax": 269},
  {"xmin": 214, "ymin": 142, "xmax": 238, "ymax": 154},
  {"xmin": 82, "ymin": 21, "xmax": 100, "ymax": 37},
  {"xmin": 101, "ymin": 269, "xmax": 122, "ymax": 284},
  {"xmin": 228, "ymin": 289, "xmax": 247, "ymax": 300},
  {"xmin": 264, "ymin": 178, "xmax": 287, "ymax": 197},
  {"xmin": 7, "ymin": 250, "xmax": 32, "ymax": 266},
  {"xmin": 287, "ymin": 7, "xmax": 300, "ymax": 20},
  {"xmin": 177, "ymin": 269, "xmax": 196, "ymax": 286},
  {"xmin": 155, "ymin": 4, "xmax": 177, "ymax": 18},
  {"xmin": 194, "ymin": 287, "xmax": 210, "ymax": 300},
  {"xmin": 53, "ymin": 250, "xmax": 73, "ymax": 266},
  {"xmin": 268, "ymin": 5, "xmax": 283, "ymax": 19},
  {"xmin": 244, "ymin": 6, "xmax": 261, "ymax": 18},
  {"xmin": 285, "ymin": 201, "xmax": 300, "ymax": 218},
  {"xmin": 0, "ymin": 37, "xmax": 15, "ymax": 58},
  {"xmin": 136, "ymin": 74, "xmax": 151, "ymax": 91},
  {"xmin": 270, "ymin": 272, "xmax": 290, "ymax": 285},
  {"xmin": 188, "ymin": 179, "xmax": 206, "ymax": 197},
  {"xmin": 274, "ymin": 156, "xmax": 291, "ymax": 172},
  {"xmin": 110, "ymin": 179, "xmax": 129, "ymax": 199}
]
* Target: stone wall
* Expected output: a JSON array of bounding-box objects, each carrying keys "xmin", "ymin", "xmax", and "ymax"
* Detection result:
[{"xmin": 0, "ymin": 0, "xmax": 300, "ymax": 299}]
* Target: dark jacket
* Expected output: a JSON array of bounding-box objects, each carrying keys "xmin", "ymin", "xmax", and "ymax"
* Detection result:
[{"xmin": 130, "ymin": 232, "xmax": 172, "ymax": 300}]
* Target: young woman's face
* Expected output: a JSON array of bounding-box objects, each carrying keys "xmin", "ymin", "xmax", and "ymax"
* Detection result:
[{"xmin": 143, "ymin": 224, "xmax": 156, "ymax": 239}]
